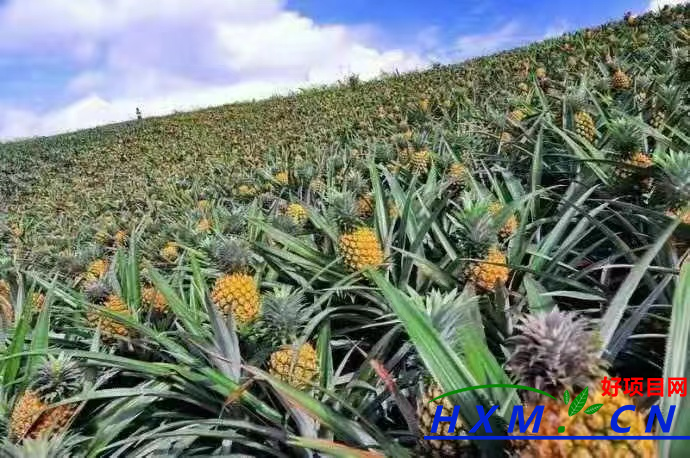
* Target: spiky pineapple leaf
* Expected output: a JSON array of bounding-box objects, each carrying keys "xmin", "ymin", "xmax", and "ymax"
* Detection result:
[{"xmin": 568, "ymin": 387, "xmax": 588, "ymax": 417}]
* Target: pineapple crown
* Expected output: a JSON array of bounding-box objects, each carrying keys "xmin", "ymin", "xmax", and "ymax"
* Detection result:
[
  {"xmin": 343, "ymin": 170, "xmax": 368, "ymax": 195},
  {"xmin": 84, "ymin": 280, "xmax": 112, "ymax": 304},
  {"xmin": 505, "ymin": 310, "xmax": 607, "ymax": 400},
  {"xmin": 326, "ymin": 190, "xmax": 362, "ymax": 230},
  {"xmin": 30, "ymin": 354, "xmax": 84, "ymax": 403},
  {"xmin": 654, "ymin": 149, "xmax": 690, "ymax": 204},
  {"xmin": 260, "ymin": 285, "xmax": 318, "ymax": 344},
  {"xmin": 450, "ymin": 193, "xmax": 498, "ymax": 257},
  {"xmin": 564, "ymin": 85, "xmax": 590, "ymax": 112},
  {"xmin": 211, "ymin": 237, "xmax": 252, "ymax": 274},
  {"xmin": 606, "ymin": 117, "xmax": 643, "ymax": 154}
]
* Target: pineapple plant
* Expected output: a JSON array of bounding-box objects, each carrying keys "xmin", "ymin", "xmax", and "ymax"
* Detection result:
[
  {"xmin": 506, "ymin": 310, "xmax": 656, "ymax": 457},
  {"xmin": 328, "ymin": 191, "xmax": 384, "ymax": 272},
  {"xmin": 452, "ymin": 194, "xmax": 510, "ymax": 292},
  {"xmin": 261, "ymin": 286, "xmax": 319, "ymax": 389},
  {"xmin": 9, "ymin": 355, "xmax": 83, "ymax": 442},
  {"xmin": 285, "ymin": 203, "xmax": 308, "ymax": 226},
  {"xmin": 210, "ymin": 238, "xmax": 260, "ymax": 326},
  {"xmin": 85, "ymin": 281, "xmax": 133, "ymax": 341}
]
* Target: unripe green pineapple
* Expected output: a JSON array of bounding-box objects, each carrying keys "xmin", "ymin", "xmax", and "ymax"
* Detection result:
[
  {"xmin": 650, "ymin": 110, "xmax": 665, "ymax": 129},
  {"xmin": 9, "ymin": 355, "xmax": 83, "ymax": 442},
  {"xmin": 506, "ymin": 311, "xmax": 656, "ymax": 457}
]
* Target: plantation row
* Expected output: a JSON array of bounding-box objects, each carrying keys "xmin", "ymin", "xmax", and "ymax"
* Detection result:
[{"xmin": 0, "ymin": 4, "xmax": 690, "ymax": 457}]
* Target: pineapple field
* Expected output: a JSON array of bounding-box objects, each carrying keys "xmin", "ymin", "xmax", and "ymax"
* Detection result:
[{"xmin": 2, "ymin": 3, "xmax": 690, "ymax": 457}]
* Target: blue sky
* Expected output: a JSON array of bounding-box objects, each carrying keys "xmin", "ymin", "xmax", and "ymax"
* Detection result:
[{"xmin": 0, "ymin": 0, "xmax": 679, "ymax": 140}]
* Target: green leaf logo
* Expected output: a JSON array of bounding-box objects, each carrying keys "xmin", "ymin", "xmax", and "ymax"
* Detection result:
[
  {"xmin": 568, "ymin": 387, "xmax": 588, "ymax": 417},
  {"xmin": 585, "ymin": 403, "xmax": 603, "ymax": 415},
  {"xmin": 563, "ymin": 390, "xmax": 570, "ymax": 405}
]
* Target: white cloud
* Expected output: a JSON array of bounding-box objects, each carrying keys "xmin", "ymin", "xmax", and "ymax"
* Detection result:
[
  {"xmin": 649, "ymin": 0, "xmax": 686, "ymax": 11},
  {"xmin": 0, "ymin": 0, "xmax": 425, "ymax": 140}
]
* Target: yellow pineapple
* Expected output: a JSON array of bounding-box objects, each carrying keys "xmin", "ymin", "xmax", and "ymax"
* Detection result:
[
  {"xmin": 196, "ymin": 218, "xmax": 211, "ymax": 233},
  {"xmin": 85, "ymin": 282, "xmax": 132, "ymax": 341},
  {"xmin": 9, "ymin": 355, "xmax": 82, "ymax": 442},
  {"xmin": 509, "ymin": 109, "xmax": 526, "ymax": 122},
  {"xmin": 574, "ymin": 111, "xmax": 596, "ymax": 142},
  {"xmin": 329, "ymin": 191, "xmax": 384, "ymax": 272},
  {"xmin": 309, "ymin": 178, "xmax": 326, "ymax": 194},
  {"xmin": 507, "ymin": 311, "xmax": 657, "ymax": 457},
  {"xmin": 269, "ymin": 343, "xmax": 319, "ymax": 389},
  {"xmin": 500, "ymin": 132, "xmax": 513, "ymax": 144},
  {"xmin": 262, "ymin": 286, "xmax": 320, "ymax": 389},
  {"xmin": 274, "ymin": 171, "xmax": 289, "ymax": 186},
  {"xmin": 286, "ymin": 203, "xmax": 308, "ymax": 226},
  {"xmin": 488, "ymin": 202, "xmax": 518, "ymax": 239},
  {"xmin": 418, "ymin": 383, "xmax": 473, "ymax": 457},
  {"xmin": 142, "ymin": 286, "xmax": 168, "ymax": 314},
  {"xmin": 447, "ymin": 162, "xmax": 467, "ymax": 186},
  {"xmin": 340, "ymin": 227, "xmax": 384, "ymax": 272},
  {"xmin": 410, "ymin": 149, "xmax": 430, "ymax": 174},
  {"xmin": 467, "ymin": 246, "xmax": 510, "ymax": 291},
  {"xmin": 31, "ymin": 292, "xmax": 46, "ymax": 314},
  {"xmin": 618, "ymin": 152, "xmax": 654, "ymax": 179},
  {"xmin": 84, "ymin": 259, "xmax": 108, "ymax": 283},
  {"xmin": 210, "ymin": 239, "xmax": 260, "ymax": 326},
  {"xmin": 237, "ymin": 184, "xmax": 257, "ymax": 198},
  {"xmin": 612, "ymin": 69, "xmax": 631, "ymax": 90},
  {"xmin": 535, "ymin": 67, "xmax": 547, "ymax": 78},
  {"xmin": 160, "ymin": 242, "xmax": 180, "ymax": 263},
  {"xmin": 197, "ymin": 199, "xmax": 210, "ymax": 210},
  {"xmin": 113, "ymin": 230, "xmax": 127, "ymax": 247},
  {"xmin": 0, "ymin": 279, "xmax": 12, "ymax": 326},
  {"xmin": 356, "ymin": 194, "xmax": 374, "ymax": 219}
]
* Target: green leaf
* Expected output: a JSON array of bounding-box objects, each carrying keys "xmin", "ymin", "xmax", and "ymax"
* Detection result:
[
  {"xmin": 563, "ymin": 390, "xmax": 570, "ymax": 405},
  {"xmin": 568, "ymin": 387, "xmax": 588, "ymax": 417},
  {"xmin": 584, "ymin": 404, "xmax": 603, "ymax": 415}
]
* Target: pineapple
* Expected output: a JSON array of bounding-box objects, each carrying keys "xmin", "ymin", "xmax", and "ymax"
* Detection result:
[
  {"xmin": 262, "ymin": 286, "xmax": 320, "ymax": 389},
  {"xmin": 142, "ymin": 286, "xmax": 168, "ymax": 314},
  {"xmin": 410, "ymin": 149, "xmax": 430, "ymax": 174},
  {"xmin": 506, "ymin": 310, "xmax": 656, "ymax": 457},
  {"xmin": 285, "ymin": 203, "xmax": 308, "ymax": 226},
  {"xmin": 160, "ymin": 242, "xmax": 179, "ymax": 263},
  {"xmin": 210, "ymin": 238, "xmax": 260, "ymax": 326},
  {"xmin": 612, "ymin": 69, "xmax": 631, "ymax": 90},
  {"xmin": 356, "ymin": 193, "xmax": 374, "ymax": 219},
  {"xmin": 309, "ymin": 178, "xmax": 326, "ymax": 195},
  {"xmin": 488, "ymin": 202, "xmax": 518, "ymax": 239},
  {"xmin": 196, "ymin": 217, "xmax": 211, "ymax": 233},
  {"xmin": 447, "ymin": 162, "xmax": 467, "ymax": 184},
  {"xmin": 85, "ymin": 281, "xmax": 132, "ymax": 341},
  {"xmin": 453, "ymin": 195, "xmax": 510, "ymax": 292},
  {"xmin": 509, "ymin": 109, "xmax": 526, "ymax": 122},
  {"xmin": 197, "ymin": 199, "xmax": 210, "ymax": 210},
  {"xmin": 1, "ymin": 279, "xmax": 12, "ymax": 327},
  {"xmin": 274, "ymin": 171, "xmax": 289, "ymax": 186},
  {"xmin": 328, "ymin": 191, "xmax": 384, "ymax": 272},
  {"xmin": 113, "ymin": 230, "xmax": 127, "ymax": 247},
  {"xmin": 467, "ymin": 246, "xmax": 510, "ymax": 291},
  {"xmin": 237, "ymin": 184, "xmax": 257, "ymax": 198},
  {"xmin": 418, "ymin": 383, "xmax": 473, "ymax": 458},
  {"xmin": 650, "ymin": 110, "xmax": 665, "ymax": 129},
  {"xmin": 9, "ymin": 355, "xmax": 82, "ymax": 442},
  {"xmin": 574, "ymin": 111, "xmax": 596, "ymax": 142},
  {"xmin": 84, "ymin": 259, "xmax": 108, "ymax": 283},
  {"xmin": 269, "ymin": 343, "xmax": 318, "ymax": 389},
  {"xmin": 387, "ymin": 200, "xmax": 399, "ymax": 220},
  {"xmin": 500, "ymin": 132, "xmax": 513, "ymax": 144},
  {"xmin": 31, "ymin": 292, "xmax": 46, "ymax": 314}
]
